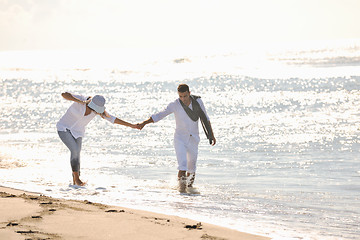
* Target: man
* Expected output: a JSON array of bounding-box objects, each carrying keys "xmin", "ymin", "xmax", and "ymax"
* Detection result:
[{"xmin": 138, "ymin": 84, "xmax": 216, "ymax": 193}]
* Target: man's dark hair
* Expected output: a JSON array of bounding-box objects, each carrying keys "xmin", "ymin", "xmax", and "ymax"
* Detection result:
[{"xmin": 177, "ymin": 84, "xmax": 190, "ymax": 93}]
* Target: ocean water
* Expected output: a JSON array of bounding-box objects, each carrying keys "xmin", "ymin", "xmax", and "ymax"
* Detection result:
[{"xmin": 0, "ymin": 40, "xmax": 360, "ymax": 239}]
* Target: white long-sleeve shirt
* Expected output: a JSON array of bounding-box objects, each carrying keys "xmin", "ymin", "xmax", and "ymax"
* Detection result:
[
  {"xmin": 56, "ymin": 94, "xmax": 116, "ymax": 139},
  {"xmin": 151, "ymin": 98, "xmax": 210, "ymax": 144}
]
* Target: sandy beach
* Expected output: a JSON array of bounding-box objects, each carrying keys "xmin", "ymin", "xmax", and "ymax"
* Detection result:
[{"xmin": 0, "ymin": 186, "xmax": 269, "ymax": 240}]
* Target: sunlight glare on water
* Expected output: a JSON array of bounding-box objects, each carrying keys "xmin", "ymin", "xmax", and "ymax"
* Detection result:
[{"xmin": 1, "ymin": 40, "xmax": 360, "ymax": 239}]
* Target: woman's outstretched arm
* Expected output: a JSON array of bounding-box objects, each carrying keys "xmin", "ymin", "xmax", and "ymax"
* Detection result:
[
  {"xmin": 61, "ymin": 92, "xmax": 89, "ymax": 104},
  {"xmin": 114, "ymin": 117, "xmax": 140, "ymax": 129}
]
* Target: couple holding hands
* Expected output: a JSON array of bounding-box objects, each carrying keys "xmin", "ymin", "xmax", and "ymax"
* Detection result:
[{"xmin": 56, "ymin": 84, "xmax": 216, "ymax": 193}]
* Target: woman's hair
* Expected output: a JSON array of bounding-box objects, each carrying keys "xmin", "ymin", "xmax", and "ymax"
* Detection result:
[{"xmin": 177, "ymin": 84, "xmax": 190, "ymax": 93}]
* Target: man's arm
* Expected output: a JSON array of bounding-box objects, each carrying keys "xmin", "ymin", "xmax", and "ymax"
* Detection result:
[
  {"xmin": 138, "ymin": 101, "xmax": 175, "ymax": 130},
  {"xmin": 138, "ymin": 117, "xmax": 154, "ymax": 130},
  {"xmin": 197, "ymin": 98, "xmax": 216, "ymax": 145},
  {"xmin": 208, "ymin": 121, "xmax": 216, "ymax": 146}
]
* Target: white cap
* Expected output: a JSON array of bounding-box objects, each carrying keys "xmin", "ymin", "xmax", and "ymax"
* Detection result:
[{"xmin": 88, "ymin": 95, "xmax": 106, "ymax": 113}]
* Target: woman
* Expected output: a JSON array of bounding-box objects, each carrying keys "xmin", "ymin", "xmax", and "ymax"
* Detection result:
[{"xmin": 56, "ymin": 92, "xmax": 139, "ymax": 186}]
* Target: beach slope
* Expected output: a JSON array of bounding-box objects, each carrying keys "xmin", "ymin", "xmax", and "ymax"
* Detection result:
[{"xmin": 0, "ymin": 186, "xmax": 269, "ymax": 240}]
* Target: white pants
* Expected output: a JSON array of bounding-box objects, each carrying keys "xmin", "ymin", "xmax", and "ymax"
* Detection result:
[{"xmin": 174, "ymin": 136, "xmax": 199, "ymax": 173}]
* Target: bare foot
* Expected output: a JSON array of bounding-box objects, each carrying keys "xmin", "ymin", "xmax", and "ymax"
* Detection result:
[
  {"xmin": 74, "ymin": 180, "xmax": 86, "ymax": 186},
  {"xmin": 72, "ymin": 172, "xmax": 86, "ymax": 186},
  {"xmin": 178, "ymin": 176, "xmax": 187, "ymax": 193}
]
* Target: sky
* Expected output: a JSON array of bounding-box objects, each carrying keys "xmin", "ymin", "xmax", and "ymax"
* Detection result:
[{"xmin": 0, "ymin": 0, "xmax": 360, "ymax": 51}]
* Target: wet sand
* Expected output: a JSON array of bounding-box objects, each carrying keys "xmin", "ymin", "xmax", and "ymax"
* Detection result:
[{"xmin": 0, "ymin": 186, "xmax": 269, "ymax": 240}]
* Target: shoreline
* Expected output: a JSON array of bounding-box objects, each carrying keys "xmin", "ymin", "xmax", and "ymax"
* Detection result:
[{"xmin": 0, "ymin": 185, "xmax": 270, "ymax": 240}]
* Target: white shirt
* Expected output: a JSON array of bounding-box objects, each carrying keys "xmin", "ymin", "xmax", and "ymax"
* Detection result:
[
  {"xmin": 151, "ymin": 98, "xmax": 210, "ymax": 144},
  {"xmin": 56, "ymin": 94, "xmax": 116, "ymax": 139}
]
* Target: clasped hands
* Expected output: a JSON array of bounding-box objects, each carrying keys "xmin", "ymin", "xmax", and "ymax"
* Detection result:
[{"xmin": 131, "ymin": 121, "xmax": 146, "ymax": 130}]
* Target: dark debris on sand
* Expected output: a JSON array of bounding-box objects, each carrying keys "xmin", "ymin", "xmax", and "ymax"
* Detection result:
[{"xmin": 185, "ymin": 222, "xmax": 202, "ymax": 230}]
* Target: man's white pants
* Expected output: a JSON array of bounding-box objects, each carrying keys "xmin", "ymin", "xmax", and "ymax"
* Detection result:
[{"xmin": 174, "ymin": 136, "xmax": 199, "ymax": 173}]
